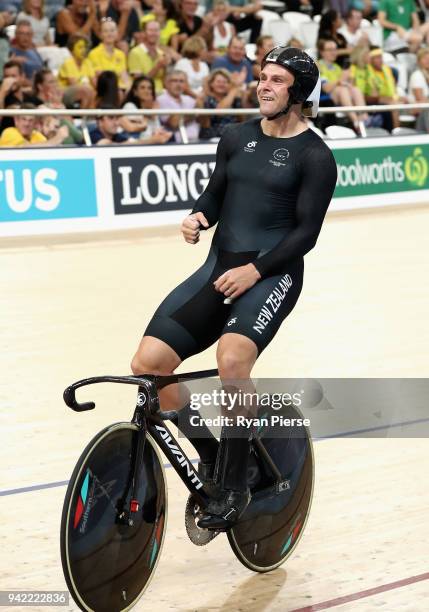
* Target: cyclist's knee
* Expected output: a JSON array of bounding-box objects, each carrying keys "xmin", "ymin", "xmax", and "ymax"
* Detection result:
[
  {"xmin": 217, "ymin": 347, "xmax": 255, "ymax": 379},
  {"xmin": 131, "ymin": 337, "xmax": 180, "ymax": 375}
]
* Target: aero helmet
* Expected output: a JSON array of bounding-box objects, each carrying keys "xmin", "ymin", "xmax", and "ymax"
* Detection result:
[{"xmin": 261, "ymin": 46, "xmax": 320, "ymax": 119}]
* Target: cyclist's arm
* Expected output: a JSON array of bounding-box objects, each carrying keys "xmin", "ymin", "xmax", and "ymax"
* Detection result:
[
  {"xmin": 253, "ymin": 146, "xmax": 338, "ymax": 278},
  {"xmin": 191, "ymin": 125, "xmax": 236, "ymax": 227}
]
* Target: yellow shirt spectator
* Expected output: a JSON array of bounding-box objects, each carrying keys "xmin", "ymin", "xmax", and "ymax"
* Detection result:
[
  {"xmin": 140, "ymin": 14, "xmax": 179, "ymax": 46},
  {"xmin": 367, "ymin": 64, "xmax": 397, "ymax": 99},
  {"xmin": 0, "ymin": 127, "xmax": 46, "ymax": 146},
  {"xmin": 87, "ymin": 43, "xmax": 128, "ymax": 88},
  {"xmin": 58, "ymin": 57, "xmax": 96, "ymax": 88},
  {"xmin": 318, "ymin": 60, "xmax": 342, "ymax": 84},
  {"xmin": 128, "ymin": 44, "xmax": 166, "ymax": 93}
]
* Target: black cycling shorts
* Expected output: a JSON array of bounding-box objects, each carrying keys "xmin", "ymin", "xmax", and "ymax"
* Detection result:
[{"xmin": 144, "ymin": 248, "xmax": 303, "ymax": 360}]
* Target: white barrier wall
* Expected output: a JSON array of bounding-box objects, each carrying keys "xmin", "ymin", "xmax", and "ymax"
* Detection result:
[{"xmin": 1, "ymin": 136, "xmax": 429, "ymax": 237}]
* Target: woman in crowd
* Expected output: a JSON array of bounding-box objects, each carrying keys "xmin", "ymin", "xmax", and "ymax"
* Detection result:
[
  {"xmin": 87, "ymin": 18, "xmax": 130, "ymax": 91},
  {"xmin": 95, "ymin": 70, "xmax": 121, "ymax": 108},
  {"xmin": 211, "ymin": 0, "xmax": 235, "ymax": 57},
  {"xmin": 197, "ymin": 67, "xmax": 245, "ymax": 140},
  {"xmin": 409, "ymin": 47, "xmax": 429, "ymax": 132},
  {"xmin": 58, "ymin": 34, "xmax": 96, "ymax": 108},
  {"xmin": 140, "ymin": 0, "xmax": 181, "ymax": 51},
  {"xmin": 175, "ymin": 35, "xmax": 210, "ymax": 95},
  {"xmin": 318, "ymin": 9, "xmax": 350, "ymax": 68},
  {"xmin": 318, "ymin": 38, "xmax": 368, "ymax": 131},
  {"xmin": 121, "ymin": 75, "xmax": 172, "ymax": 143},
  {"xmin": 17, "ymin": 0, "xmax": 51, "ymax": 46}
]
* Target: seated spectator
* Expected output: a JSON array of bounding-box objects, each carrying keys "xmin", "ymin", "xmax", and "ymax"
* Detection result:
[
  {"xmin": 58, "ymin": 34, "xmax": 96, "ymax": 106},
  {"xmin": 17, "ymin": 0, "xmax": 51, "ymax": 47},
  {"xmin": 197, "ymin": 68, "xmax": 244, "ymax": 140},
  {"xmin": 0, "ymin": 102, "xmax": 69, "ymax": 146},
  {"xmin": 89, "ymin": 108, "xmax": 132, "ymax": 144},
  {"xmin": 39, "ymin": 110, "xmax": 84, "ymax": 145},
  {"xmin": 177, "ymin": 0, "xmax": 214, "ymax": 49},
  {"xmin": 212, "ymin": 36, "xmax": 253, "ymax": 84},
  {"xmin": 377, "ymin": 0, "xmax": 427, "ymax": 53},
  {"xmin": 87, "ymin": 18, "xmax": 131, "ymax": 90},
  {"xmin": 9, "ymin": 20, "xmax": 45, "ymax": 82},
  {"xmin": 55, "ymin": 0, "xmax": 97, "ymax": 48},
  {"xmin": 224, "ymin": 0, "xmax": 262, "ymax": 44},
  {"xmin": 33, "ymin": 64, "xmax": 93, "ymax": 110},
  {"xmin": 252, "ymin": 35, "xmax": 274, "ymax": 79},
  {"xmin": 350, "ymin": 43, "xmax": 370, "ymax": 95},
  {"xmin": 128, "ymin": 20, "xmax": 173, "ymax": 94},
  {"xmin": 93, "ymin": 0, "xmax": 141, "ymax": 49},
  {"xmin": 318, "ymin": 38, "xmax": 368, "ymax": 131},
  {"xmin": 121, "ymin": 75, "xmax": 172, "ymax": 143},
  {"xmin": 350, "ymin": 1, "xmax": 379, "ymax": 21},
  {"xmin": 366, "ymin": 46, "xmax": 401, "ymax": 129},
  {"xmin": 157, "ymin": 69, "xmax": 200, "ymax": 142},
  {"xmin": 338, "ymin": 8, "xmax": 370, "ymax": 47},
  {"xmin": 0, "ymin": 12, "xmax": 15, "ymax": 77},
  {"xmin": 284, "ymin": 0, "xmax": 324, "ymax": 17},
  {"xmin": 140, "ymin": 0, "xmax": 180, "ymax": 51},
  {"xmin": 211, "ymin": 0, "xmax": 235, "ymax": 57},
  {"xmin": 95, "ymin": 70, "xmax": 122, "ymax": 107},
  {"xmin": 175, "ymin": 36, "xmax": 210, "ymax": 95},
  {"xmin": 0, "ymin": 60, "xmax": 40, "ymax": 132},
  {"xmin": 318, "ymin": 9, "xmax": 350, "ymax": 68},
  {"xmin": 409, "ymin": 47, "xmax": 429, "ymax": 132}
]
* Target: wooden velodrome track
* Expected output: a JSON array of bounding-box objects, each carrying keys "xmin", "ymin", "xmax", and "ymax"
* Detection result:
[{"xmin": 1, "ymin": 203, "xmax": 428, "ymax": 611}]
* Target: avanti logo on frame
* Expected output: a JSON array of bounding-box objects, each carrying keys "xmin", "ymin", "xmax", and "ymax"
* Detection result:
[{"xmin": 0, "ymin": 159, "xmax": 97, "ymax": 222}]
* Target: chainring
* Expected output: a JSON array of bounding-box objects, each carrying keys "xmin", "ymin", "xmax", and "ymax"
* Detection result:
[{"xmin": 185, "ymin": 495, "xmax": 221, "ymax": 546}]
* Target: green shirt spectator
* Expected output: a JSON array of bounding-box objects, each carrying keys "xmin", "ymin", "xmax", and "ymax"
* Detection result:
[{"xmin": 378, "ymin": 0, "xmax": 415, "ymax": 39}]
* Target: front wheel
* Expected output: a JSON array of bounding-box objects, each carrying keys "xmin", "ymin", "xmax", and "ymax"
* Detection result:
[{"xmin": 60, "ymin": 422, "xmax": 167, "ymax": 611}]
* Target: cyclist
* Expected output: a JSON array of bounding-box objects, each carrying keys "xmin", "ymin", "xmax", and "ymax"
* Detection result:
[{"xmin": 131, "ymin": 47, "xmax": 337, "ymax": 530}]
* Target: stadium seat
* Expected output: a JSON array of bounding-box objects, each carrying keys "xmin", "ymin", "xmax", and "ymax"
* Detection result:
[
  {"xmin": 266, "ymin": 20, "xmax": 293, "ymax": 46},
  {"xmin": 300, "ymin": 21, "xmax": 319, "ymax": 49},
  {"xmin": 364, "ymin": 127, "xmax": 390, "ymax": 137},
  {"xmin": 282, "ymin": 11, "xmax": 311, "ymax": 37},
  {"xmin": 325, "ymin": 125, "xmax": 357, "ymax": 139},
  {"xmin": 392, "ymin": 127, "xmax": 419, "ymax": 136}
]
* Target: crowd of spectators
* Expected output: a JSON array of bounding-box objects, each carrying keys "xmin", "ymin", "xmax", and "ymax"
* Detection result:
[{"xmin": 0, "ymin": 0, "xmax": 428, "ymax": 146}]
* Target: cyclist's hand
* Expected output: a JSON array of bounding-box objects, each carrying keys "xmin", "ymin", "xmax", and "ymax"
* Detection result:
[
  {"xmin": 181, "ymin": 212, "xmax": 209, "ymax": 244},
  {"xmin": 214, "ymin": 263, "xmax": 261, "ymax": 299}
]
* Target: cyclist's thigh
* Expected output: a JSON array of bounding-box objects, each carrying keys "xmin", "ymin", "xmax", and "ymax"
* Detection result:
[
  {"xmin": 221, "ymin": 258, "xmax": 304, "ymax": 356},
  {"xmin": 143, "ymin": 249, "xmax": 230, "ymax": 361}
]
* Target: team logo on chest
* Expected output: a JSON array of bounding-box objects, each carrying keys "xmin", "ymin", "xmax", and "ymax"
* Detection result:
[
  {"xmin": 244, "ymin": 141, "xmax": 257, "ymax": 153},
  {"xmin": 270, "ymin": 148, "xmax": 290, "ymax": 167}
]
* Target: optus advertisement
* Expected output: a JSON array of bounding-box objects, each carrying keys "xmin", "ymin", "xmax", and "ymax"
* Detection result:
[
  {"xmin": 0, "ymin": 159, "xmax": 97, "ymax": 222},
  {"xmin": 333, "ymin": 145, "xmax": 429, "ymax": 197}
]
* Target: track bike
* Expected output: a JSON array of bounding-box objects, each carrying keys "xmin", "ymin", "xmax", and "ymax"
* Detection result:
[{"xmin": 60, "ymin": 369, "xmax": 314, "ymax": 612}]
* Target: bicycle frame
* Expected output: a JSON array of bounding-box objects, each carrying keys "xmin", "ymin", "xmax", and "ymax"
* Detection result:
[{"xmin": 63, "ymin": 369, "xmax": 219, "ymax": 508}]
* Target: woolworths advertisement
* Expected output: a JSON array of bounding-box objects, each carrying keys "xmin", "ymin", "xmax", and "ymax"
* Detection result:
[{"xmin": 333, "ymin": 144, "xmax": 429, "ymax": 197}]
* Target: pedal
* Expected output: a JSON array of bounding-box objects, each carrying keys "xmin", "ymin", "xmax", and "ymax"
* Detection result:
[
  {"xmin": 277, "ymin": 479, "xmax": 291, "ymax": 493},
  {"xmin": 185, "ymin": 496, "xmax": 220, "ymax": 546}
]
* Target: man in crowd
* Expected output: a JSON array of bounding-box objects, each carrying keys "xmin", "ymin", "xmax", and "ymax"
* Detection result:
[
  {"xmin": 128, "ymin": 20, "xmax": 172, "ymax": 94},
  {"xmin": 224, "ymin": 0, "xmax": 262, "ymax": 44},
  {"xmin": 157, "ymin": 69, "xmax": 199, "ymax": 142},
  {"xmin": 0, "ymin": 60, "xmax": 40, "ymax": 132},
  {"xmin": 338, "ymin": 8, "xmax": 369, "ymax": 47},
  {"xmin": 177, "ymin": 0, "xmax": 216, "ymax": 48},
  {"xmin": 89, "ymin": 110, "xmax": 132, "ymax": 144},
  {"xmin": 9, "ymin": 21, "xmax": 44, "ymax": 82},
  {"xmin": 212, "ymin": 37, "xmax": 253, "ymax": 84},
  {"xmin": 0, "ymin": 103, "xmax": 69, "ymax": 146},
  {"xmin": 377, "ymin": 0, "xmax": 428, "ymax": 53}
]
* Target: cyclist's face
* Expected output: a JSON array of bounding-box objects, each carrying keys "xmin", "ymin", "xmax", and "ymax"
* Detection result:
[{"xmin": 257, "ymin": 63, "xmax": 294, "ymax": 118}]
